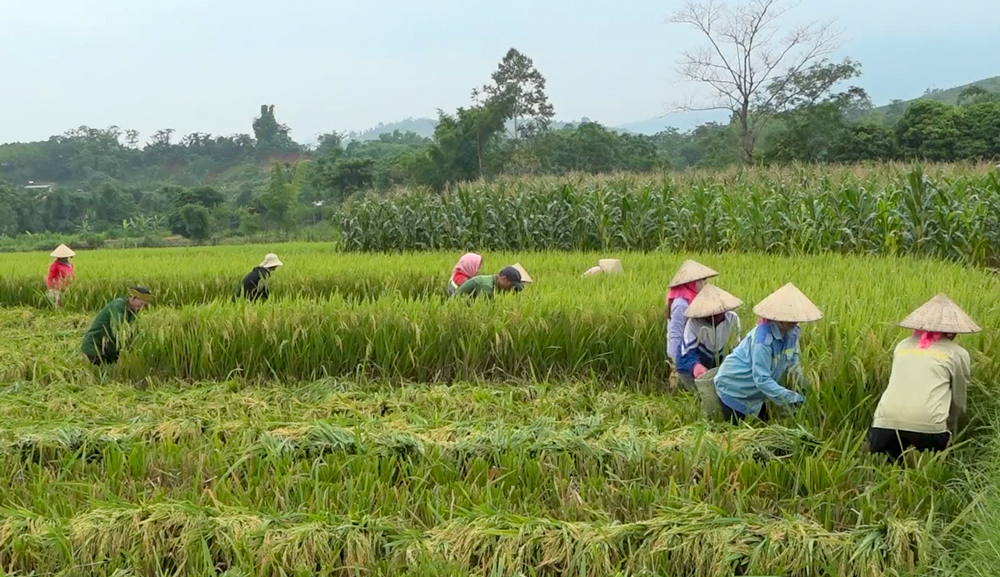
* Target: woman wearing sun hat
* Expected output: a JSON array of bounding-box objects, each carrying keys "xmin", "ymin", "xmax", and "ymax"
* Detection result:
[
  {"xmin": 713, "ymin": 283, "xmax": 822, "ymax": 423},
  {"xmin": 675, "ymin": 284, "xmax": 743, "ymax": 390},
  {"xmin": 869, "ymin": 295, "xmax": 978, "ymax": 460},
  {"xmin": 46, "ymin": 244, "xmax": 76, "ymax": 308},
  {"xmin": 665, "ymin": 260, "xmax": 718, "ymax": 365},
  {"xmin": 447, "ymin": 253, "xmax": 483, "ymax": 295},
  {"xmin": 241, "ymin": 253, "xmax": 283, "ymax": 302}
]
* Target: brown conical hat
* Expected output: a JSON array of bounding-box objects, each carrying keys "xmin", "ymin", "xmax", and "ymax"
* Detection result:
[
  {"xmin": 753, "ymin": 283, "xmax": 823, "ymax": 323},
  {"xmin": 50, "ymin": 244, "xmax": 75, "ymax": 258},
  {"xmin": 899, "ymin": 294, "xmax": 980, "ymax": 334},
  {"xmin": 511, "ymin": 263, "xmax": 532, "ymax": 284},
  {"xmin": 668, "ymin": 260, "xmax": 718, "ymax": 288},
  {"xmin": 685, "ymin": 284, "xmax": 743, "ymax": 318}
]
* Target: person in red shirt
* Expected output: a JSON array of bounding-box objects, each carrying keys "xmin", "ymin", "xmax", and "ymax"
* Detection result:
[
  {"xmin": 46, "ymin": 244, "xmax": 76, "ymax": 308},
  {"xmin": 447, "ymin": 253, "xmax": 483, "ymax": 295}
]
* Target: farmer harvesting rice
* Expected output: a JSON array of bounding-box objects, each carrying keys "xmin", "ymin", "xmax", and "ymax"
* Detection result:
[
  {"xmin": 584, "ymin": 259, "xmax": 624, "ymax": 277},
  {"xmin": 447, "ymin": 253, "xmax": 483, "ymax": 295},
  {"xmin": 241, "ymin": 253, "xmax": 282, "ymax": 302},
  {"xmin": 713, "ymin": 283, "xmax": 822, "ymax": 423},
  {"xmin": 869, "ymin": 295, "xmax": 978, "ymax": 460},
  {"xmin": 675, "ymin": 284, "xmax": 742, "ymax": 390},
  {"xmin": 666, "ymin": 260, "xmax": 718, "ymax": 364},
  {"xmin": 46, "ymin": 244, "xmax": 75, "ymax": 308},
  {"xmin": 452, "ymin": 266, "xmax": 523, "ymax": 299},
  {"xmin": 81, "ymin": 286, "xmax": 152, "ymax": 365}
]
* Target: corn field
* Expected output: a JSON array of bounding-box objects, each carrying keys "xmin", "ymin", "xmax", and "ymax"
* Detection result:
[
  {"xmin": 338, "ymin": 165, "xmax": 1000, "ymax": 266},
  {"xmin": 0, "ymin": 241, "xmax": 998, "ymax": 574}
]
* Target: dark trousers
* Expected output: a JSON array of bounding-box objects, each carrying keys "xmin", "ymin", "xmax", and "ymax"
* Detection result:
[
  {"xmin": 720, "ymin": 400, "xmax": 769, "ymax": 424},
  {"xmin": 869, "ymin": 427, "xmax": 950, "ymax": 461},
  {"xmin": 86, "ymin": 350, "xmax": 119, "ymax": 366}
]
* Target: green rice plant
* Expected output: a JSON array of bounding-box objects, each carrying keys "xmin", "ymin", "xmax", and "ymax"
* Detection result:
[
  {"xmin": 100, "ymin": 252, "xmax": 1000, "ymax": 432},
  {"xmin": 0, "ymin": 502, "xmax": 949, "ymax": 576},
  {"xmin": 0, "ymin": 244, "xmax": 997, "ymax": 575}
]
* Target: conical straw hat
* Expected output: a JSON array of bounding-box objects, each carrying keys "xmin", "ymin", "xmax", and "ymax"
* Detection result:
[
  {"xmin": 753, "ymin": 283, "xmax": 823, "ymax": 323},
  {"xmin": 512, "ymin": 263, "xmax": 532, "ymax": 284},
  {"xmin": 668, "ymin": 260, "xmax": 718, "ymax": 288},
  {"xmin": 598, "ymin": 259, "xmax": 623, "ymax": 274},
  {"xmin": 583, "ymin": 266, "xmax": 603, "ymax": 277},
  {"xmin": 50, "ymin": 244, "xmax": 75, "ymax": 258},
  {"xmin": 685, "ymin": 284, "xmax": 743, "ymax": 318},
  {"xmin": 899, "ymin": 294, "xmax": 980, "ymax": 334}
]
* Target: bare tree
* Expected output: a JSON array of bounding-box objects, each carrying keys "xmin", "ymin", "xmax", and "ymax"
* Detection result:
[{"xmin": 669, "ymin": 0, "xmax": 841, "ymax": 163}]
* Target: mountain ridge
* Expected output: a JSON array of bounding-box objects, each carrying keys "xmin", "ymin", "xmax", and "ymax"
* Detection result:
[{"xmin": 345, "ymin": 75, "xmax": 1000, "ymax": 141}]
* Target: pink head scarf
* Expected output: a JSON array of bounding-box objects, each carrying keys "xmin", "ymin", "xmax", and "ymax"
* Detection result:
[
  {"xmin": 666, "ymin": 281, "xmax": 699, "ymax": 305},
  {"xmin": 913, "ymin": 330, "xmax": 943, "ymax": 349},
  {"xmin": 666, "ymin": 282, "xmax": 701, "ymax": 322},
  {"xmin": 453, "ymin": 253, "xmax": 483, "ymax": 278}
]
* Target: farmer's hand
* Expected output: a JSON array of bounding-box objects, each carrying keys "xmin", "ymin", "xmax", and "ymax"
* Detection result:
[{"xmin": 693, "ymin": 363, "xmax": 707, "ymax": 378}]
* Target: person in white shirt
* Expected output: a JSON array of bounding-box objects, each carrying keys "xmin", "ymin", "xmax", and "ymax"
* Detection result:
[{"xmin": 675, "ymin": 284, "xmax": 742, "ymax": 390}]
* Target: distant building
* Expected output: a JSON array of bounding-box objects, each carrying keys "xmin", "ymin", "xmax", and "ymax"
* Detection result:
[{"xmin": 24, "ymin": 181, "xmax": 56, "ymax": 193}]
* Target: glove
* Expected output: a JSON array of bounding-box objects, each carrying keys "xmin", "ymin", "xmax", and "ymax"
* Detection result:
[
  {"xmin": 788, "ymin": 391, "xmax": 805, "ymax": 407},
  {"xmin": 692, "ymin": 363, "xmax": 707, "ymax": 378}
]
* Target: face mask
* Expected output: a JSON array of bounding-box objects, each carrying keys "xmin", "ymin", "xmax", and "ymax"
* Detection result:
[{"xmin": 694, "ymin": 317, "xmax": 729, "ymax": 352}]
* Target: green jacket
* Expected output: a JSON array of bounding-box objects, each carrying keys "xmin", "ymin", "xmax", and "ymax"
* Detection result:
[
  {"xmin": 81, "ymin": 298, "xmax": 136, "ymax": 357},
  {"xmin": 452, "ymin": 274, "xmax": 495, "ymax": 299}
]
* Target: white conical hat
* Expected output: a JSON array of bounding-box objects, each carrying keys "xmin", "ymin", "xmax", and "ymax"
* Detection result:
[
  {"xmin": 50, "ymin": 244, "xmax": 75, "ymax": 258},
  {"xmin": 512, "ymin": 263, "xmax": 532, "ymax": 284},
  {"xmin": 668, "ymin": 260, "xmax": 718, "ymax": 288},
  {"xmin": 899, "ymin": 294, "xmax": 980, "ymax": 334},
  {"xmin": 685, "ymin": 284, "xmax": 743, "ymax": 318},
  {"xmin": 259, "ymin": 253, "xmax": 283, "ymax": 268},
  {"xmin": 753, "ymin": 283, "xmax": 823, "ymax": 323},
  {"xmin": 598, "ymin": 259, "xmax": 623, "ymax": 274},
  {"xmin": 583, "ymin": 266, "xmax": 603, "ymax": 277}
]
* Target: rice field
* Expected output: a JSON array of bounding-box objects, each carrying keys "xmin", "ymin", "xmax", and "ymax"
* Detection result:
[{"xmin": 0, "ymin": 245, "xmax": 998, "ymax": 576}]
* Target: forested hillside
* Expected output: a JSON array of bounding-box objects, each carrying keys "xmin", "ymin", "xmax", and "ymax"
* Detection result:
[{"xmin": 1, "ymin": 48, "xmax": 998, "ymax": 245}]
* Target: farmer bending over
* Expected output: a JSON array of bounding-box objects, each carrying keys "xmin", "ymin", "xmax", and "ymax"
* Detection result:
[
  {"xmin": 81, "ymin": 286, "xmax": 152, "ymax": 365},
  {"xmin": 452, "ymin": 266, "xmax": 524, "ymax": 300},
  {"xmin": 241, "ymin": 253, "xmax": 283, "ymax": 302},
  {"xmin": 675, "ymin": 283, "xmax": 742, "ymax": 391},
  {"xmin": 870, "ymin": 295, "xmax": 977, "ymax": 461},
  {"xmin": 448, "ymin": 253, "xmax": 483, "ymax": 295},
  {"xmin": 666, "ymin": 260, "xmax": 718, "ymax": 366},
  {"xmin": 712, "ymin": 283, "xmax": 821, "ymax": 423}
]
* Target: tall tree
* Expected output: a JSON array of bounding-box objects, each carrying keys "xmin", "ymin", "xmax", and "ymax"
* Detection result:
[
  {"xmin": 762, "ymin": 60, "xmax": 869, "ymax": 162},
  {"xmin": 253, "ymin": 105, "xmax": 298, "ymax": 154},
  {"xmin": 475, "ymin": 48, "xmax": 555, "ymax": 140},
  {"xmin": 668, "ymin": 0, "xmax": 841, "ymax": 163},
  {"xmin": 896, "ymin": 100, "xmax": 959, "ymax": 161},
  {"xmin": 179, "ymin": 204, "xmax": 213, "ymax": 242},
  {"xmin": 422, "ymin": 101, "xmax": 511, "ymax": 190}
]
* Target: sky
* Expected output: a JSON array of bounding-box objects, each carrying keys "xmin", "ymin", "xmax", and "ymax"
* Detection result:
[{"xmin": 1, "ymin": 0, "xmax": 996, "ymax": 144}]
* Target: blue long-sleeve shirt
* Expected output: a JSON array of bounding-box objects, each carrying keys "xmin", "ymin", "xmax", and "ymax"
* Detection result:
[{"xmin": 713, "ymin": 321, "xmax": 805, "ymax": 416}]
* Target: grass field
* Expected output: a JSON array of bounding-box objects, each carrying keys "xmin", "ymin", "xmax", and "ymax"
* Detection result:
[{"xmin": 0, "ymin": 245, "xmax": 997, "ymax": 575}]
